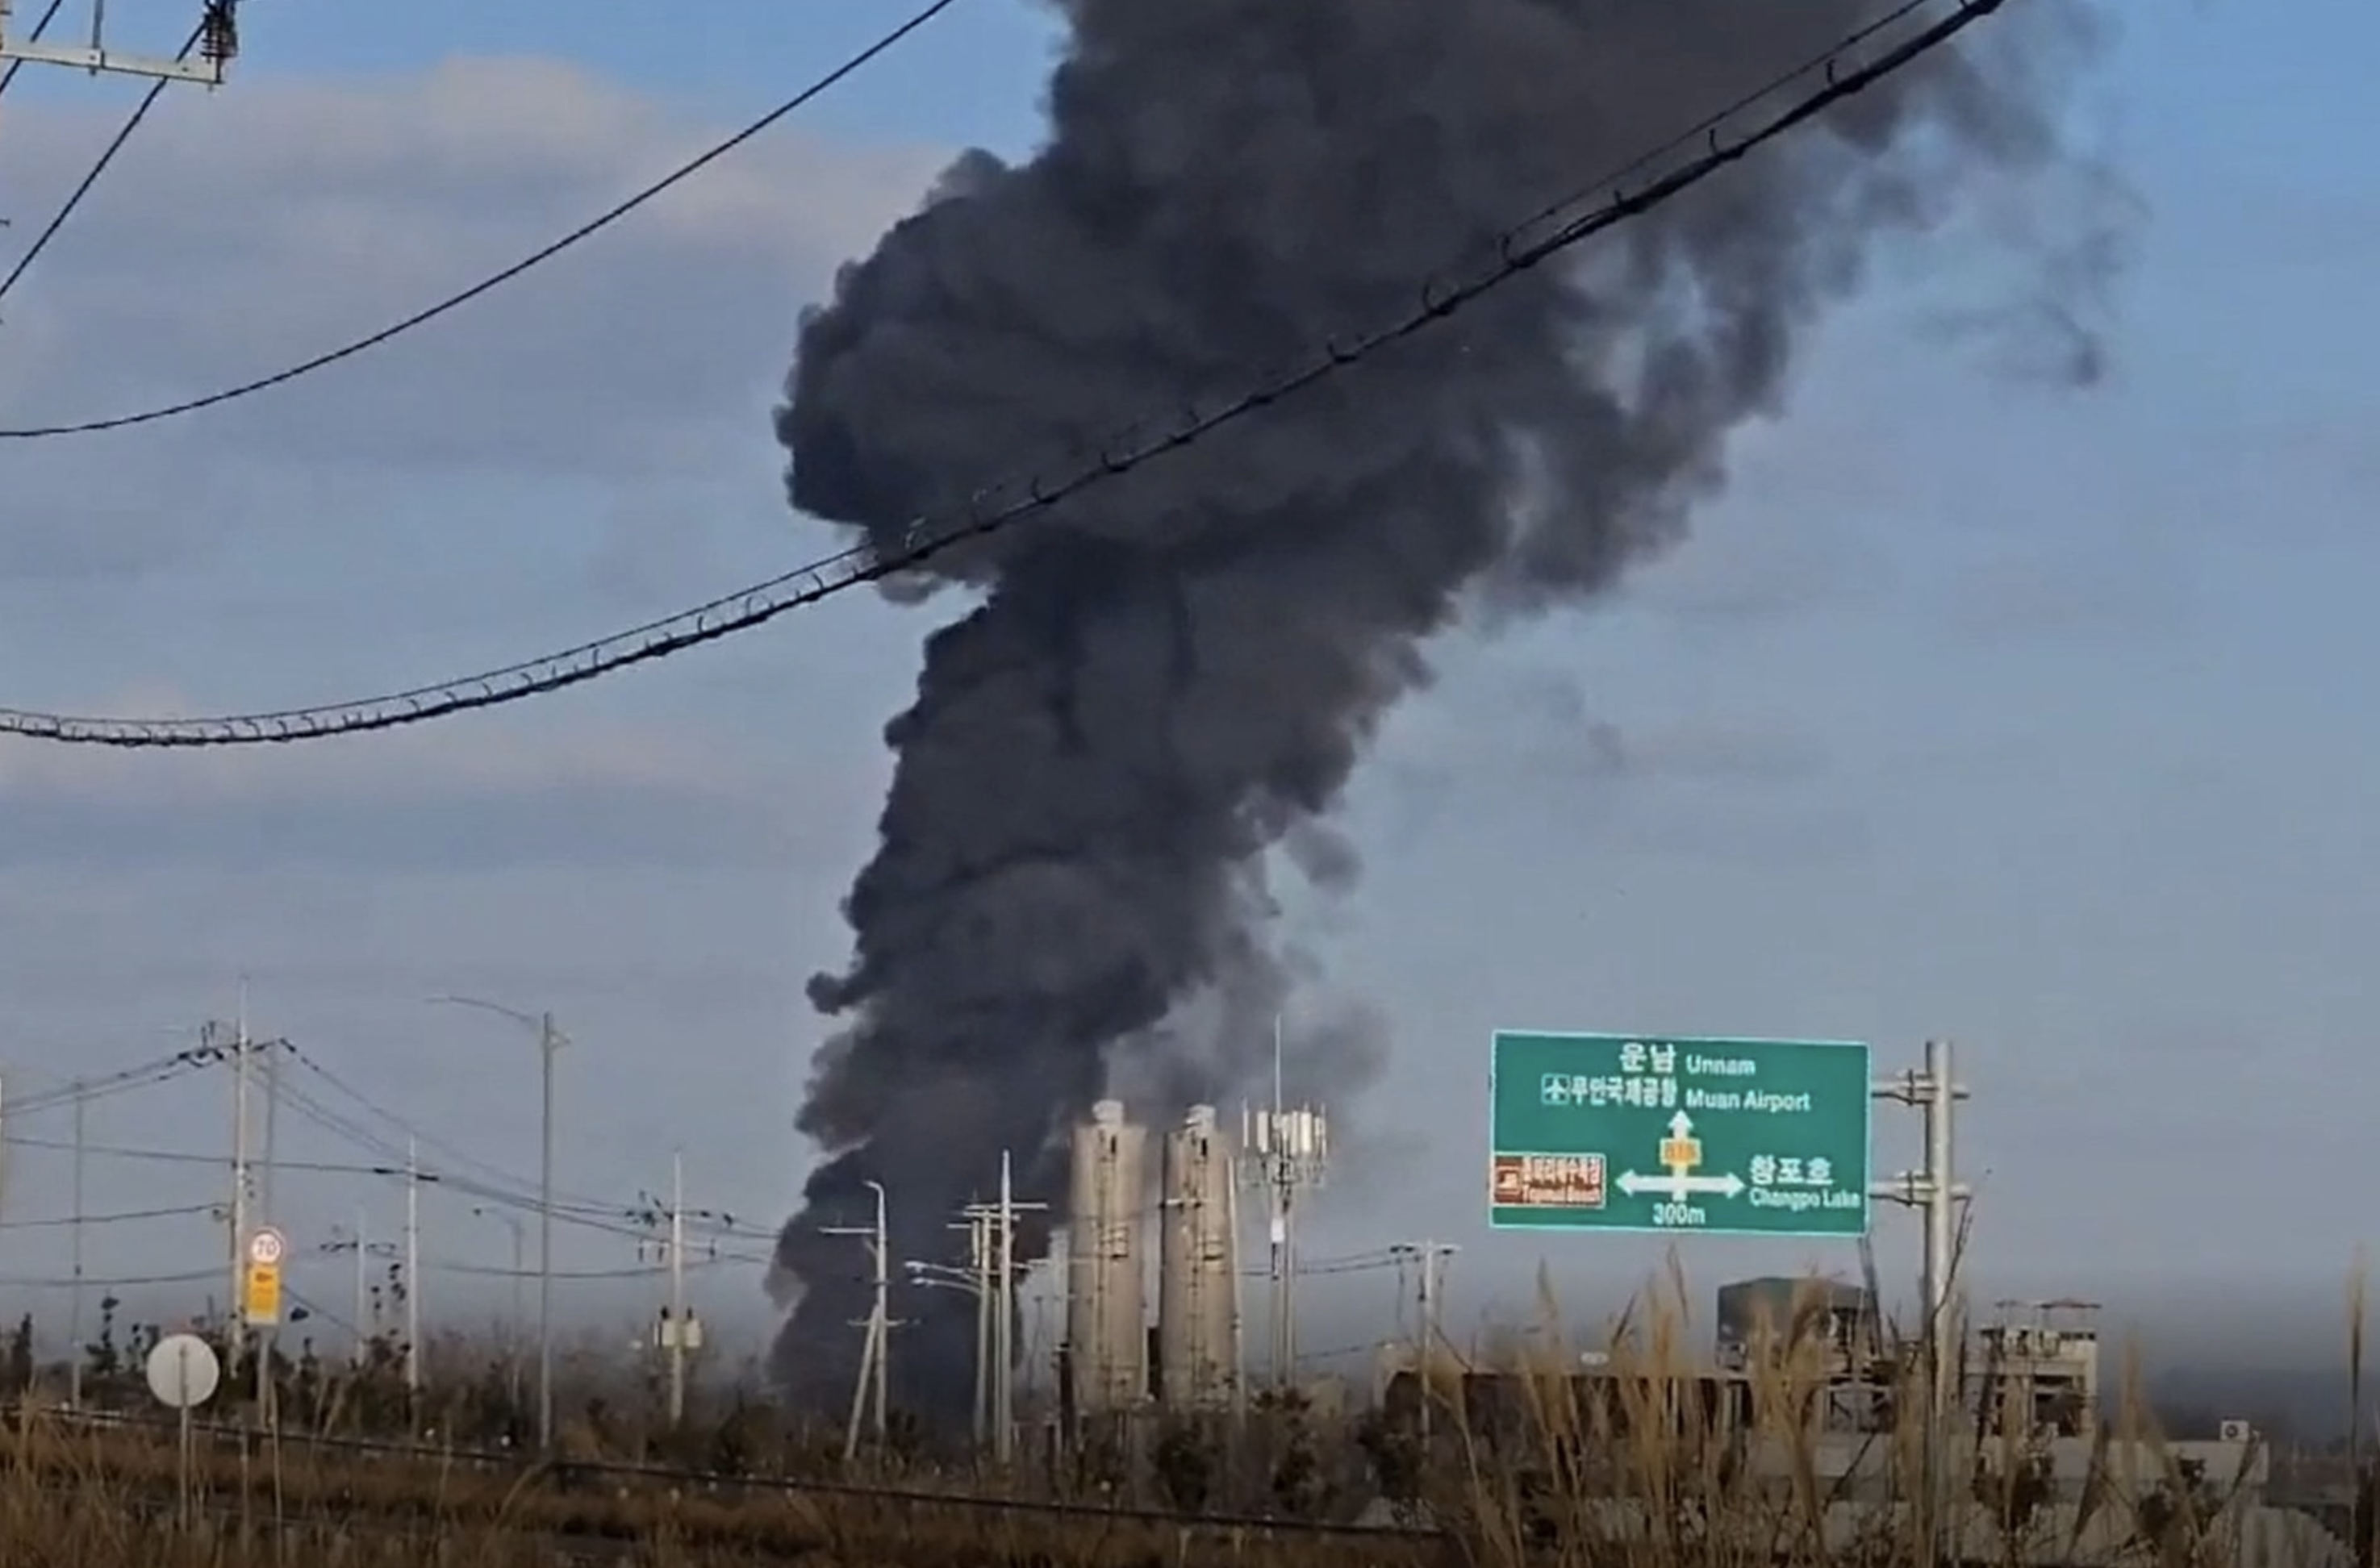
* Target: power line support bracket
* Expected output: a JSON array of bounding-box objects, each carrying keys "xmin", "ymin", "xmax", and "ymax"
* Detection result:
[{"xmin": 0, "ymin": 0, "xmax": 237, "ymax": 85}]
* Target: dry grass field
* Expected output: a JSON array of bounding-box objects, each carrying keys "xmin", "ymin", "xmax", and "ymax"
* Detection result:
[{"xmin": 0, "ymin": 1273, "xmax": 2365, "ymax": 1567}]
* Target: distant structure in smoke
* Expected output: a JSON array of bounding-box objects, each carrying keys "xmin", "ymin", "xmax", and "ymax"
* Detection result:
[
  {"xmin": 1063, "ymin": 1099, "xmax": 1150, "ymax": 1421},
  {"xmin": 767, "ymin": 0, "xmax": 2123, "ymax": 1416},
  {"xmin": 1157, "ymin": 1104, "xmax": 1241, "ymax": 1413}
]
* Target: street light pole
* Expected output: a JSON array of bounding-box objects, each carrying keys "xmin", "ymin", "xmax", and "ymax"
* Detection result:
[
  {"xmin": 430, "ymin": 995, "xmax": 569, "ymax": 1451},
  {"xmin": 910, "ymin": 1248, "xmax": 992, "ymax": 1454}
]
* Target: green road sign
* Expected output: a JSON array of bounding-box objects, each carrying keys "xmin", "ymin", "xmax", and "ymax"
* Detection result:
[{"xmin": 1489, "ymin": 1032, "xmax": 1873, "ymax": 1237}]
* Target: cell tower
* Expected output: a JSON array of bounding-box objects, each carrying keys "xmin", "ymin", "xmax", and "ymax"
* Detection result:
[
  {"xmin": 1238, "ymin": 1020, "xmax": 1329, "ymax": 1390},
  {"xmin": 0, "ymin": 0, "xmax": 240, "ymax": 87}
]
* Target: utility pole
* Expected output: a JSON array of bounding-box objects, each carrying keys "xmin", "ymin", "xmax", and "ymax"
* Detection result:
[
  {"xmin": 535, "ymin": 1012, "xmax": 559, "ymax": 1449},
  {"xmin": 666, "ymin": 1150, "xmax": 688, "ymax": 1426},
  {"xmin": 1391, "ymin": 1241, "xmax": 1457, "ymax": 1447},
  {"xmin": 631, "ymin": 1160, "xmax": 720, "ymax": 1430},
  {"xmin": 995, "ymin": 1157, "xmax": 1015, "ymax": 1462},
  {"xmin": 67, "ymin": 1079, "xmax": 86, "ymax": 1409},
  {"xmin": 225, "ymin": 1015, "xmax": 251, "ymax": 1372},
  {"xmin": 0, "ymin": 0, "xmax": 242, "ymax": 85},
  {"xmin": 348, "ymin": 1209, "xmax": 370, "ymax": 1362},
  {"xmin": 988, "ymin": 1150, "xmax": 1044, "ymax": 1466},
  {"xmin": 1269, "ymin": 1022, "xmax": 1291, "ymax": 1382},
  {"xmin": 823, "ymin": 1180, "xmax": 893, "ymax": 1460},
  {"xmin": 403, "ymin": 1137, "xmax": 422, "ymax": 1394},
  {"xmin": 357, "ymin": 1210, "xmax": 373, "ymax": 1357},
  {"xmin": 958, "ymin": 1208, "xmax": 992, "ymax": 1449},
  {"xmin": 1872, "ymin": 1038, "xmax": 1972, "ymax": 1568},
  {"xmin": 877, "ymin": 1212, "xmax": 892, "ymax": 1447}
]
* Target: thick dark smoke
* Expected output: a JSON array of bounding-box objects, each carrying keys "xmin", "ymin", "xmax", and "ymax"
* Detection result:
[{"xmin": 770, "ymin": 0, "xmax": 2116, "ymax": 1416}]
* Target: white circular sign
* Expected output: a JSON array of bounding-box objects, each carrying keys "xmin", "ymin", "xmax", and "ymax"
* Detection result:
[
  {"xmin": 144, "ymin": 1333, "xmax": 222, "ymax": 1410},
  {"xmin": 245, "ymin": 1227, "xmax": 286, "ymax": 1266}
]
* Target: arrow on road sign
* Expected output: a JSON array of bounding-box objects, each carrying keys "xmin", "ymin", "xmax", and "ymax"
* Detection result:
[
  {"xmin": 1618, "ymin": 1169, "xmax": 1746, "ymax": 1199},
  {"xmin": 1620, "ymin": 1107, "xmax": 1746, "ymax": 1201}
]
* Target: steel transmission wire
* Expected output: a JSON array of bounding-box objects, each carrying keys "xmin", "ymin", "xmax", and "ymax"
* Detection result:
[
  {"xmin": 0, "ymin": 0, "xmax": 2002, "ymax": 747},
  {"xmin": 10, "ymin": 1107, "xmax": 712, "ymax": 1249},
  {"xmin": 0, "ymin": 0, "xmax": 69, "ymax": 101},
  {"xmin": 272, "ymin": 1052, "xmax": 722, "ymax": 1231},
  {"xmin": 0, "ymin": 1201, "xmax": 217, "ymax": 1229},
  {"xmin": 251, "ymin": 1082, "xmax": 727, "ymax": 1246},
  {"xmin": 281, "ymin": 1043, "xmax": 636, "ymax": 1217},
  {"xmin": 0, "ymin": 18, "xmax": 201, "ymax": 311},
  {"xmin": 0, "ymin": 1041, "xmax": 223, "ymax": 1116},
  {"xmin": 0, "ymin": 0, "xmax": 966, "ymax": 437}
]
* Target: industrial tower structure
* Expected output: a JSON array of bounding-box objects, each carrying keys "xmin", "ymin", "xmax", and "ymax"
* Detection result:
[
  {"xmin": 1055, "ymin": 1056, "xmax": 1331, "ymax": 1437},
  {"xmin": 0, "ymin": 0, "xmax": 240, "ymax": 87},
  {"xmin": 1063, "ymin": 1099, "xmax": 1150, "ymax": 1420},
  {"xmin": 1157, "ymin": 1104, "xmax": 1242, "ymax": 1412}
]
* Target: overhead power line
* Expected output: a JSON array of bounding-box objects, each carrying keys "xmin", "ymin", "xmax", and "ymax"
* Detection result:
[
  {"xmin": 0, "ymin": 0, "xmax": 1998, "ymax": 749},
  {"xmin": 2, "ymin": 1040, "xmax": 223, "ymax": 1117},
  {"xmin": 0, "ymin": 0, "xmax": 69, "ymax": 101},
  {"xmin": 258, "ymin": 1082, "xmax": 671, "ymax": 1245},
  {"xmin": 3, "ymin": 1116, "xmax": 763, "ymax": 1251},
  {"xmin": 265, "ymin": 1051, "xmax": 766, "ymax": 1241},
  {"xmin": 3, "ymin": 1124, "xmax": 653, "ymax": 1237},
  {"xmin": 279, "ymin": 1044, "xmax": 630, "ymax": 1220},
  {"xmin": 436, "ymin": 1256, "xmax": 755, "ymax": 1281},
  {"xmin": 0, "ymin": 1254, "xmax": 766, "ymax": 1291},
  {"xmin": 0, "ymin": 1265, "xmax": 220, "ymax": 1289},
  {"xmin": 0, "ymin": 17, "xmax": 202, "ymax": 314},
  {"xmin": 0, "ymin": 1201, "xmax": 216, "ymax": 1229},
  {"xmin": 0, "ymin": 0, "xmax": 966, "ymax": 440}
]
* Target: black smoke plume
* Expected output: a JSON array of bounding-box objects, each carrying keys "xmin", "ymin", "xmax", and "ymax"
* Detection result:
[{"xmin": 770, "ymin": 0, "xmax": 2116, "ymax": 1416}]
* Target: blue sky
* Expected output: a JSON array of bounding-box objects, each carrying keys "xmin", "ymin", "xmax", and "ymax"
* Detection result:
[{"xmin": 0, "ymin": 0, "xmax": 2371, "ymax": 1374}]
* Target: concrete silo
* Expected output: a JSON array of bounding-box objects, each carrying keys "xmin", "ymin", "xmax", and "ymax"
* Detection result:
[
  {"xmin": 1158, "ymin": 1103, "xmax": 1240, "ymax": 1411},
  {"xmin": 1064, "ymin": 1099, "xmax": 1149, "ymax": 1416}
]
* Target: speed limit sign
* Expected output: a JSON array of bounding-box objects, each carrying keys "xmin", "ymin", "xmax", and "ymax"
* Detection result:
[{"xmin": 245, "ymin": 1227, "xmax": 286, "ymax": 1266}]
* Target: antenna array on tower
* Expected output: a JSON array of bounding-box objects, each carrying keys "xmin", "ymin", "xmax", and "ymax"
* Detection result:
[{"xmin": 1237, "ymin": 1021, "xmax": 1331, "ymax": 1390}]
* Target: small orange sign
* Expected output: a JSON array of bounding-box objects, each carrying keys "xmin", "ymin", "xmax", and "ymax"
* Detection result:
[
  {"xmin": 241, "ymin": 1261, "xmax": 282, "ymax": 1327},
  {"xmin": 1492, "ymin": 1153, "xmax": 1607, "ymax": 1209},
  {"xmin": 1660, "ymin": 1136, "xmax": 1701, "ymax": 1170}
]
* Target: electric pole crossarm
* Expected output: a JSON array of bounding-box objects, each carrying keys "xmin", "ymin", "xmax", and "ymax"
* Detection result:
[
  {"xmin": 0, "ymin": 38, "xmax": 221, "ymax": 82},
  {"xmin": 0, "ymin": 0, "xmax": 240, "ymax": 84}
]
